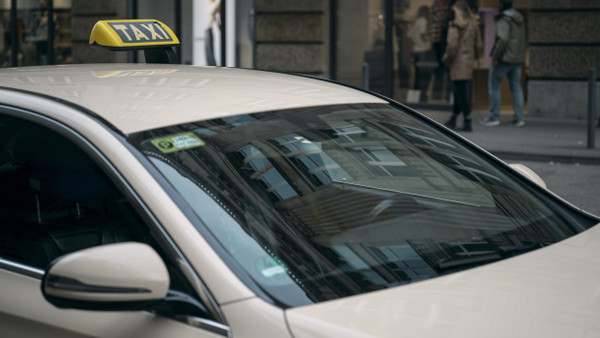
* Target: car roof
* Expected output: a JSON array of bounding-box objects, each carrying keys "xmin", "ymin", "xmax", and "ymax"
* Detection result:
[{"xmin": 0, "ymin": 64, "xmax": 386, "ymax": 134}]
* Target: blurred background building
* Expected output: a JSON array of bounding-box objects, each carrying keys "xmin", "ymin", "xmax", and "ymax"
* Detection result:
[{"xmin": 1, "ymin": 0, "xmax": 599, "ymax": 119}]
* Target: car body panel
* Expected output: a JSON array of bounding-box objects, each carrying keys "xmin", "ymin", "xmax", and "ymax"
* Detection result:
[
  {"xmin": 0, "ymin": 64, "xmax": 385, "ymax": 134},
  {"xmin": 221, "ymin": 297, "xmax": 291, "ymax": 337},
  {"xmin": 286, "ymin": 223, "xmax": 600, "ymax": 337},
  {"xmin": 1, "ymin": 64, "xmax": 599, "ymax": 337},
  {"xmin": 0, "ymin": 269, "xmax": 223, "ymax": 338}
]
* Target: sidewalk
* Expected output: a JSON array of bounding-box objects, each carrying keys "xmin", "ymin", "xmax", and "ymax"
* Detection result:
[{"xmin": 420, "ymin": 109, "xmax": 600, "ymax": 164}]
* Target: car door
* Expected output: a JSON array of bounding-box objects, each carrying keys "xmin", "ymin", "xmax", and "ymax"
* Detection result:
[{"xmin": 0, "ymin": 107, "xmax": 229, "ymax": 337}]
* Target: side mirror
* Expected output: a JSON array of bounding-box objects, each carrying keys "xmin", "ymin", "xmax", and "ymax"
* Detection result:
[
  {"xmin": 508, "ymin": 163, "xmax": 547, "ymax": 189},
  {"xmin": 42, "ymin": 242, "xmax": 170, "ymax": 311}
]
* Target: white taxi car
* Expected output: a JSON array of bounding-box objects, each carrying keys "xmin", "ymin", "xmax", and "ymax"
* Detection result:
[{"xmin": 1, "ymin": 20, "xmax": 599, "ymax": 338}]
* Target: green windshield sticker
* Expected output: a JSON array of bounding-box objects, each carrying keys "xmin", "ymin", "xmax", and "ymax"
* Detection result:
[
  {"xmin": 255, "ymin": 257, "xmax": 287, "ymax": 280},
  {"xmin": 151, "ymin": 132, "xmax": 205, "ymax": 153}
]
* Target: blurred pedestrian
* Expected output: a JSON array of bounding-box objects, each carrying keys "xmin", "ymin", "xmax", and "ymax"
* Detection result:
[
  {"xmin": 480, "ymin": 0, "xmax": 526, "ymax": 127},
  {"xmin": 442, "ymin": 0, "xmax": 482, "ymax": 132},
  {"xmin": 408, "ymin": 5, "xmax": 435, "ymax": 102},
  {"xmin": 428, "ymin": 0, "xmax": 452, "ymax": 101}
]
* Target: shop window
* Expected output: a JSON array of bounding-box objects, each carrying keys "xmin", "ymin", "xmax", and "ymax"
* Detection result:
[{"xmin": 1, "ymin": 1, "xmax": 72, "ymax": 67}]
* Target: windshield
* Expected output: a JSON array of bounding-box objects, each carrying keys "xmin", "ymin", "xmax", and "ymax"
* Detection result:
[{"xmin": 130, "ymin": 103, "xmax": 596, "ymax": 307}]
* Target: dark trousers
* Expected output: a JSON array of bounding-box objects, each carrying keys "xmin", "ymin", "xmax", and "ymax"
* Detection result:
[
  {"xmin": 412, "ymin": 50, "xmax": 436, "ymax": 102},
  {"xmin": 432, "ymin": 42, "xmax": 450, "ymax": 100},
  {"xmin": 452, "ymin": 80, "xmax": 472, "ymax": 118}
]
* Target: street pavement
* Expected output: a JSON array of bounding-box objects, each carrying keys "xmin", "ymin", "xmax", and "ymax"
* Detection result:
[{"xmin": 420, "ymin": 109, "xmax": 600, "ymax": 164}]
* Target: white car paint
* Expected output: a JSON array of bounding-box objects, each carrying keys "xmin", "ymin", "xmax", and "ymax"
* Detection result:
[
  {"xmin": 286, "ymin": 223, "xmax": 600, "ymax": 337},
  {"xmin": 0, "ymin": 64, "xmax": 385, "ymax": 134},
  {"xmin": 0, "ymin": 64, "xmax": 599, "ymax": 337}
]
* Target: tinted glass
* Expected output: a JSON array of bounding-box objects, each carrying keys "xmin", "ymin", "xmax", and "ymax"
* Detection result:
[
  {"xmin": 131, "ymin": 103, "xmax": 597, "ymax": 307},
  {"xmin": 0, "ymin": 114, "xmax": 214, "ymax": 320},
  {"xmin": 0, "ymin": 116, "xmax": 149, "ymax": 269}
]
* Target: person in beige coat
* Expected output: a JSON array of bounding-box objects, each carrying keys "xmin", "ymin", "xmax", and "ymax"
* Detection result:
[{"xmin": 442, "ymin": 0, "xmax": 482, "ymax": 132}]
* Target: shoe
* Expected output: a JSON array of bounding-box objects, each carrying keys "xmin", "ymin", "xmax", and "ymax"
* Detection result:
[
  {"xmin": 456, "ymin": 119, "xmax": 472, "ymax": 132},
  {"xmin": 479, "ymin": 117, "xmax": 500, "ymax": 127},
  {"xmin": 512, "ymin": 120, "xmax": 525, "ymax": 127},
  {"xmin": 444, "ymin": 115, "xmax": 457, "ymax": 129}
]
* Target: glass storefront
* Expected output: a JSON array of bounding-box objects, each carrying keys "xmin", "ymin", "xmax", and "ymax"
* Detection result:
[
  {"xmin": 333, "ymin": 0, "xmax": 464, "ymax": 108},
  {"xmin": 136, "ymin": 0, "xmax": 194, "ymax": 65},
  {"xmin": 331, "ymin": 0, "xmax": 520, "ymax": 110},
  {"xmin": 1, "ymin": 0, "xmax": 72, "ymax": 67},
  {"xmin": 393, "ymin": 0, "xmax": 454, "ymax": 106},
  {"xmin": 2, "ymin": 0, "xmax": 525, "ymax": 110},
  {"xmin": 335, "ymin": 1, "xmax": 387, "ymax": 95}
]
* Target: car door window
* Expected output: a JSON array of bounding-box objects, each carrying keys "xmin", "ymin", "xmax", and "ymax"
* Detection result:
[
  {"xmin": 0, "ymin": 114, "xmax": 217, "ymax": 318},
  {"xmin": 0, "ymin": 116, "xmax": 150, "ymax": 269},
  {"xmin": 0, "ymin": 109, "xmax": 227, "ymax": 335}
]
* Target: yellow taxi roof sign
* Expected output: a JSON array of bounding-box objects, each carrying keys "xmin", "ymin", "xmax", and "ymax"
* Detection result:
[{"xmin": 89, "ymin": 19, "xmax": 180, "ymax": 49}]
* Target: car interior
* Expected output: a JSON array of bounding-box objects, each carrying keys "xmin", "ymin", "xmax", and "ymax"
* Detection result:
[
  {"xmin": 0, "ymin": 116, "xmax": 148, "ymax": 270},
  {"xmin": 0, "ymin": 114, "xmax": 215, "ymax": 321}
]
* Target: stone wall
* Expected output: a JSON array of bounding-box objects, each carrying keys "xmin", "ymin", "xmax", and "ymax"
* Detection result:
[
  {"xmin": 253, "ymin": 0, "xmax": 328, "ymax": 75},
  {"xmin": 71, "ymin": 0, "xmax": 127, "ymax": 63},
  {"xmin": 528, "ymin": 1, "xmax": 600, "ymax": 119}
]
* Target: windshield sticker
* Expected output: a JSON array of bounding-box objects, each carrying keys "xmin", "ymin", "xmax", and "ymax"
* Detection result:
[
  {"xmin": 255, "ymin": 257, "xmax": 287, "ymax": 280},
  {"xmin": 151, "ymin": 132, "xmax": 205, "ymax": 153}
]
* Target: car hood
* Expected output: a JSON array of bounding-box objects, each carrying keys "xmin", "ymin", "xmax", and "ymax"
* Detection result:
[{"xmin": 286, "ymin": 222, "xmax": 600, "ymax": 338}]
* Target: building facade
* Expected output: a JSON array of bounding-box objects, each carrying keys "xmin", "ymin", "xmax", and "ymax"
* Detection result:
[
  {"xmin": 527, "ymin": 0, "xmax": 600, "ymax": 119},
  {"xmin": 2, "ymin": 0, "xmax": 599, "ymax": 119}
]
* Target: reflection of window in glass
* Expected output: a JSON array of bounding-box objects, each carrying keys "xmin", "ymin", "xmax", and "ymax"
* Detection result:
[
  {"xmin": 447, "ymin": 242, "xmax": 495, "ymax": 257},
  {"xmin": 274, "ymin": 135, "xmax": 319, "ymax": 154},
  {"xmin": 331, "ymin": 125, "xmax": 373, "ymax": 143},
  {"xmin": 240, "ymin": 145, "xmax": 269, "ymax": 170},
  {"xmin": 261, "ymin": 168, "xmax": 297, "ymax": 200},
  {"xmin": 355, "ymin": 146, "xmax": 413, "ymax": 177},
  {"xmin": 333, "ymin": 246, "xmax": 387, "ymax": 285},
  {"xmin": 216, "ymin": 114, "xmax": 255, "ymax": 129},
  {"xmin": 385, "ymin": 122, "xmax": 503, "ymax": 185},
  {"xmin": 396, "ymin": 125, "xmax": 456, "ymax": 151},
  {"xmin": 226, "ymin": 114, "xmax": 255, "ymax": 126},
  {"xmin": 370, "ymin": 246, "xmax": 436, "ymax": 280},
  {"xmin": 272, "ymin": 134, "xmax": 351, "ymax": 186},
  {"xmin": 439, "ymin": 153, "xmax": 502, "ymax": 184},
  {"xmin": 193, "ymin": 127, "xmax": 218, "ymax": 136},
  {"xmin": 238, "ymin": 145, "xmax": 297, "ymax": 201}
]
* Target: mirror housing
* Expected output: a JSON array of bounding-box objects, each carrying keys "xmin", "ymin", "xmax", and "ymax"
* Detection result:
[
  {"xmin": 508, "ymin": 163, "xmax": 547, "ymax": 189},
  {"xmin": 42, "ymin": 242, "xmax": 170, "ymax": 311}
]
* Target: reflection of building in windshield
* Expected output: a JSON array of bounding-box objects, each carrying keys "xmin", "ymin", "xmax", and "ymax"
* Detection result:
[
  {"xmin": 202, "ymin": 112, "xmax": 501, "ymax": 292},
  {"xmin": 328, "ymin": 125, "xmax": 414, "ymax": 177},
  {"xmin": 141, "ymin": 105, "xmax": 578, "ymax": 302},
  {"xmin": 238, "ymin": 145, "xmax": 298, "ymax": 201},
  {"xmin": 271, "ymin": 134, "xmax": 351, "ymax": 186},
  {"xmin": 387, "ymin": 123, "xmax": 504, "ymax": 186}
]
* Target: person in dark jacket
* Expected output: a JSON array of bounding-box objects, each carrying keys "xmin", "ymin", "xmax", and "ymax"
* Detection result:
[{"xmin": 480, "ymin": 0, "xmax": 526, "ymax": 127}]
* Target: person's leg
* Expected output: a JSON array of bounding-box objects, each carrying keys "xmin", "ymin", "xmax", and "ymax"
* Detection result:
[
  {"xmin": 506, "ymin": 63, "xmax": 525, "ymax": 123},
  {"xmin": 445, "ymin": 81, "xmax": 460, "ymax": 129},
  {"xmin": 454, "ymin": 80, "xmax": 472, "ymax": 131},
  {"xmin": 488, "ymin": 64, "xmax": 504, "ymax": 120},
  {"xmin": 481, "ymin": 63, "xmax": 509, "ymax": 126},
  {"xmin": 465, "ymin": 79, "xmax": 472, "ymax": 118},
  {"xmin": 412, "ymin": 53, "xmax": 421, "ymax": 90},
  {"xmin": 432, "ymin": 42, "xmax": 446, "ymax": 100}
]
